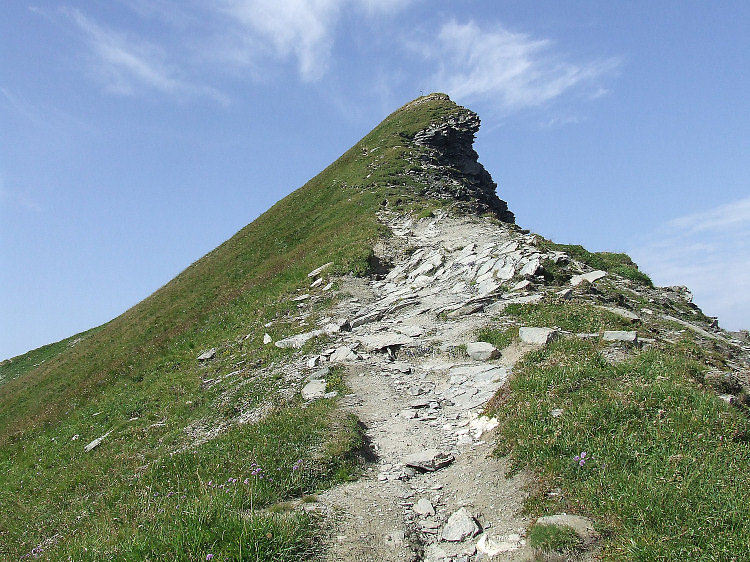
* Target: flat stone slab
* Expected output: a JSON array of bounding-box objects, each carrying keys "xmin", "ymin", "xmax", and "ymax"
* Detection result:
[
  {"xmin": 570, "ymin": 270, "xmax": 607, "ymax": 286},
  {"xmin": 358, "ymin": 332, "xmax": 413, "ymax": 352},
  {"xmin": 466, "ymin": 341, "xmax": 500, "ymax": 360},
  {"xmin": 403, "ymin": 449, "xmax": 454, "ymax": 472},
  {"xmin": 519, "ymin": 327, "xmax": 559, "ymax": 345},
  {"xmin": 599, "ymin": 305, "xmax": 640, "ymax": 322},
  {"xmin": 274, "ymin": 329, "xmax": 324, "ymax": 349},
  {"xmin": 301, "ymin": 379, "xmax": 326, "ymax": 400},
  {"xmin": 441, "ymin": 507, "xmax": 480, "ymax": 542},
  {"xmin": 602, "ymin": 330, "xmax": 638, "ymax": 343},
  {"xmin": 477, "ymin": 533, "xmax": 522, "ymax": 556}
]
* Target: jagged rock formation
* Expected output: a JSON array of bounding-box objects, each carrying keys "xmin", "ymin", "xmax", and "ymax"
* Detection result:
[{"xmin": 403, "ymin": 94, "xmax": 514, "ymax": 222}]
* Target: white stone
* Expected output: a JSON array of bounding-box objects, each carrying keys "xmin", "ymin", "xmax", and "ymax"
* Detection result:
[
  {"xmin": 469, "ymin": 415, "xmax": 499, "ymax": 438},
  {"xmin": 329, "ymin": 346, "xmax": 359, "ymax": 363},
  {"xmin": 263, "ymin": 333, "xmax": 272, "ymax": 345},
  {"xmin": 441, "ymin": 507, "xmax": 479, "ymax": 542},
  {"xmin": 310, "ymin": 277, "xmax": 323, "ymax": 288},
  {"xmin": 197, "ymin": 348, "xmax": 216, "ymax": 361},
  {"xmin": 307, "ymin": 262, "xmax": 333, "ymax": 278},
  {"xmin": 358, "ymin": 332, "xmax": 412, "ymax": 352},
  {"xmin": 510, "ymin": 279, "xmax": 532, "ymax": 292},
  {"xmin": 602, "ymin": 330, "xmax": 638, "ymax": 343},
  {"xmin": 476, "ymin": 533, "xmax": 521, "ymax": 556},
  {"xmin": 570, "ymin": 270, "xmax": 607, "ymax": 286},
  {"xmin": 519, "ymin": 258, "xmax": 541, "ymax": 277},
  {"xmin": 84, "ymin": 431, "xmax": 112, "ymax": 453},
  {"xmin": 413, "ymin": 498, "xmax": 435, "ymax": 516},
  {"xmin": 600, "ymin": 305, "xmax": 640, "ymax": 322},
  {"xmin": 301, "ymin": 379, "xmax": 326, "ymax": 400},
  {"xmin": 519, "ymin": 327, "xmax": 559, "ymax": 345},
  {"xmin": 465, "ymin": 342, "xmax": 500, "ymax": 361},
  {"xmin": 274, "ymin": 330, "xmax": 324, "ymax": 349}
]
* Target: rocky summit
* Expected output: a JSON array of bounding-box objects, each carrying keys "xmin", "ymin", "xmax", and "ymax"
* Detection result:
[{"xmin": 2, "ymin": 94, "xmax": 749, "ymax": 561}]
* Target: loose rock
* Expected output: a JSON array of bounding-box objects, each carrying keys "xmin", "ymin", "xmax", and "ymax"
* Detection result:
[
  {"xmin": 403, "ymin": 449, "xmax": 455, "ymax": 472},
  {"xmin": 519, "ymin": 327, "xmax": 559, "ymax": 345},
  {"xmin": 465, "ymin": 341, "xmax": 500, "ymax": 361},
  {"xmin": 441, "ymin": 507, "xmax": 479, "ymax": 542}
]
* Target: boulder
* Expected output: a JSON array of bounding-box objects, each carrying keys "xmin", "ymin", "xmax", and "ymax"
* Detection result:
[
  {"xmin": 197, "ymin": 348, "xmax": 216, "ymax": 361},
  {"xmin": 465, "ymin": 341, "xmax": 500, "ymax": 360},
  {"xmin": 274, "ymin": 330, "xmax": 324, "ymax": 349},
  {"xmin": 476, "ymin": 533, "xmax": 522, "ymax": 556}
]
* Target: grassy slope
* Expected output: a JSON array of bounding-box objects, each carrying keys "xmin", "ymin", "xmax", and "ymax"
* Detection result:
[
  {"xmin": 482, "ymin": 298, "xmax": 750, "ymax": 560},
  {"xmin": 0, "ymin": 94, "xmax": 462, "ymax": 560}
]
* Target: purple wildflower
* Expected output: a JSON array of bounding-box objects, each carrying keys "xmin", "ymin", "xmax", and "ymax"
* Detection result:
[
  {"xmin": 206, "ymin": 555, "xmax": 214, "ymax": 561},
  {"xmin": 573, "ymin": 451, "xmax": 588, "ymax": 466}
]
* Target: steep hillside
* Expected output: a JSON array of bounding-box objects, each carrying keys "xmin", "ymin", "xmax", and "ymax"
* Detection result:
[
  {"xmin": 2, "ymin": 94, "xmax": 749, "ymax": 561},
  {"xmin": 0, "ymin": 94, "xmax": 513, "ymax": 560}
]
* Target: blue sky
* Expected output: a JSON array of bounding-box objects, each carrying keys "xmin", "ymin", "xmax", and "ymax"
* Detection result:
[{"xmin": 2, "ymin": 1, "xmax": 749, "ymax": 359}]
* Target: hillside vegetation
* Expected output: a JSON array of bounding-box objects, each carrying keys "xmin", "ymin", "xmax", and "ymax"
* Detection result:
[
  {"xmin": 0, "ymin": 95, "xmax": 462, "ymax": 560},
  {"xmin": 2, "ymin": 93, "xmax": 749, "ymax": 561}
]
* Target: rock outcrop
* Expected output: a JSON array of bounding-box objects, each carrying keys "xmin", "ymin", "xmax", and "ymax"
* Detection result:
[{"xmin": 409, "ymin": 94, "xmax": 515, "ymax": 222}]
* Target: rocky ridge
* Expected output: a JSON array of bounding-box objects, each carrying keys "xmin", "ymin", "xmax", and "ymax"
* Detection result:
[{"xmin": 245, "ymin": 206, "xmax": 749, "ymax": 561}]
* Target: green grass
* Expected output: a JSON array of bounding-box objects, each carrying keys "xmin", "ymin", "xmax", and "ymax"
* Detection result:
[
  {"xmin": 0, "ymin": 327, "xmax": 102, "ymax": 388},
  {"xmin": 0, "ymin": 93, "xmax": 463, "ymax": 559},
  {"xmin": 477, "ymin": 325, "xmax": 518, "ymax": 350},
  {"xmin": 540, "ymin": 241, "xmax": 653, "ymax": 288},
  {"xmin": 528, "ymin": 523, "xmax": 583, "ymax": 554},
  {"xmin": 502, "ymin": 301, "xmax": 634, "ymax": 333},
  {"xmin": 487, "ymin": 337, "xmax": 750, "ymax": 560}
]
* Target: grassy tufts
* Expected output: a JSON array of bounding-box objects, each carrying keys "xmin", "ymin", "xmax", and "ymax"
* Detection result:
[{"xmin": 487, "ymin": 337, "xmax": 750, "ymax": 559}]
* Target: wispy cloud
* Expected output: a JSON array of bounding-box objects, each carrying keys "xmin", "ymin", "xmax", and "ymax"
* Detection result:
[
  {"xmin": 629, "ymin": 196, "xmax": 750, "ymax": 331},
  {"xmin": 668, "ymin": 195, "xmax": 750, "ymax": 234},
  {"xmin": 62, "ymin": 7, "xmax": 226, "ymax": 102},
  {"xmin": 415, "ymin": 20, "xmax": 619, "ymax": 112},
  {"xmin": 216, "ymin": 0, "xmax": 412, "ymax": 81}
]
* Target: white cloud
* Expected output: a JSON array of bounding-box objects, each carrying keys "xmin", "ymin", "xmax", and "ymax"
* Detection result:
[
  {"xmin": 668, "ymin": 196, "xmax": 750, "ymax": 233},
  {"xmin": 62, "ymin": 8, "xmax": 225, "ymax": 101},
  {"xmin": 217, "ymin": 0, "xmax": 412, "ymax": 81},
  {"xmin": 416, "ymin": 20, "xmax": 619, "ymax": 112},
  {"xmin": 629, "ymin": 196, "xmax": 750, "ymax": 331}
]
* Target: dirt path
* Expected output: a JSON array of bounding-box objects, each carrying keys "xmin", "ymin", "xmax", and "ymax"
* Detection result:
[{"xmin": 307, "ymin": 212, "xmax": 551, "ymax": 561}]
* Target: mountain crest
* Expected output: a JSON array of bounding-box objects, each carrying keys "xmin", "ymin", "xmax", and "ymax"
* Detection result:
[{"xmin": 409, "ymin": 95, "xmax": 514, "ymax": 222}]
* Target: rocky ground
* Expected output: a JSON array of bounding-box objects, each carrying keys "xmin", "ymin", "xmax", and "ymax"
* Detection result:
[{"xmin": 263, "ymin": 208, "xmax": 749, "ymax": 561}]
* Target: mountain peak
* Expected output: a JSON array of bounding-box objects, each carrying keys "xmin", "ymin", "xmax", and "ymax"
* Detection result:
[{"xmin": 370, "ymin": 93, "xmax": 514, "ymax": 222}]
